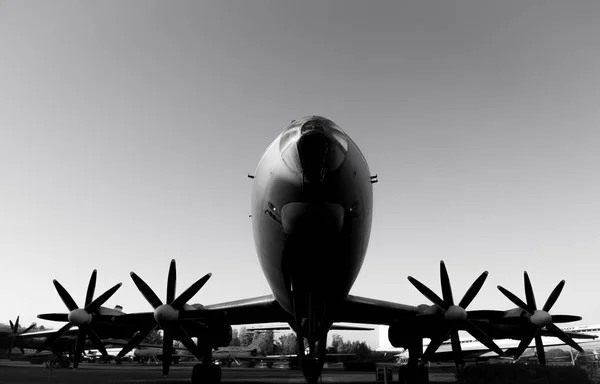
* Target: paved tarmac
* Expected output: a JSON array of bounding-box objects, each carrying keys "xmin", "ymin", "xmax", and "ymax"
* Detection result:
[{"xmin": 0, "ymin": 360, "xmax": 458, "ymax": 384}]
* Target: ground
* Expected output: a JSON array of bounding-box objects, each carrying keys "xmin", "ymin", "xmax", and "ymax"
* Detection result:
[{"xmin": 0, "ymin": 360, "xmax": 458, "ymax": 384}]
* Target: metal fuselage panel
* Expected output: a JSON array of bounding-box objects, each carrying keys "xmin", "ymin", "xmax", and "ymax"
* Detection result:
[{"xmin": 250, "ymin": 118, "xmax": 373, "ymax": 327}]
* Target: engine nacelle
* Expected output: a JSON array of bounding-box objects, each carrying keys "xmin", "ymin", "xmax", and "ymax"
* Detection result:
[
  {"xmin": 388, "ymin": 320, "xmax": 424, "ymax": 349},
  {"xmin": 209, "ymin": 323, "xmax": 232, "ymax": 348}
]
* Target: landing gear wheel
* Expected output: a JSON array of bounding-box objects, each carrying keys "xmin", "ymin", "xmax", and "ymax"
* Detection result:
[
  {"xmin": 398, "ymin": 364, "xmax": 429, "ymax": 384},
  {"xmin": 417, "ymin": 364, "xmax": 429, "ymax": 384},
  {"xmin": 302, "ymin": 358, "xmax": 320, "ymax": 384},
  {"xmin": 398, "ymin": 366, "xmax": 406, "ymax": 384},
  {"xmin": 191, "ymin": 363, "xmax": 221, "ymax": 384}
]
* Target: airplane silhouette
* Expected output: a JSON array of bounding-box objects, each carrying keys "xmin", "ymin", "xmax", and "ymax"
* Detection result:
[{"xmin": 37, "ymin": 116, "xmax": 585, "ymax": 384}]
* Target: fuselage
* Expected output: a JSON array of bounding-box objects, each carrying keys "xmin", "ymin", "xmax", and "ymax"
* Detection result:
[{"xmin": 250, "ymin": 116, "xmax": 373, "ymax": 333}]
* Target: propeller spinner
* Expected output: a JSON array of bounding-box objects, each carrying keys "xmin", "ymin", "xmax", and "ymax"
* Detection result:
[
  {"xmin": 117, "ymin": 259, "xmax": 212, "ymax": 376},
  {"xmin": 408, "ymin": 261, "xmax": 504, "ymax": 365},
  {"xmin": 497, "ymin": 272, "xmax": 583, "ymax": 365},
  {"xmin": 36, "ymin": 270, "xmax": 122, "ymax": 367}
]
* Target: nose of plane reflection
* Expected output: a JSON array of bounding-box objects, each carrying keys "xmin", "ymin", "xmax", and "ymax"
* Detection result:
[{"xmin": 280, "ymin": 202, "xmax": 345, "ymax": 235}]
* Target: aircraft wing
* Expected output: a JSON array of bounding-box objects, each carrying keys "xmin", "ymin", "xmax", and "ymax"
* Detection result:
[
  {"xmin": 199, "ymin": 294, "xmax": 290, "ymax": 325},
  {"xmin": 114, "ymin": 294, "xmax": 290, "ymax": 327},
  {"xmin": 333, "ymin": 295, "xmax": 421, "ymax": 324},
  {"xmin": 15, "ymin": 328, "xmax": 77, "ymax": 339},
  {"xmin": 246, "ymin": 323, "xmax": 374, "ymax": 332}
]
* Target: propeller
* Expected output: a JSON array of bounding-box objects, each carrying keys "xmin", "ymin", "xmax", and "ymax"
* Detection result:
[
  {"xmin": 36, "ymin": 270, "xmax": 122, "ymax": 368},
  {"xmin": 497, "ymin": 272, "xmax": 583, "ymax": 365},
  {"xmin": 7, "ymin": 316, "xmax": 35, "ymax": 357},
  {"xmin": 116, "ymin": 259, "xmax": 212, "ymax": 376},
  {"xmin": 408, "ymin": 261, "xmax": 504, "ymax": 365}
]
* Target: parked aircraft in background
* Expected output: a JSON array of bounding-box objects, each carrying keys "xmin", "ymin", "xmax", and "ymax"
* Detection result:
[
  {"xmin": 212, "ymin": 338, "xmax": 263, "ymax": 366},
  {"xmin": 378, "ymin": 324, "xmax": 600, "ymax": 363},
  {"xmin": 37, "ymin": 116, "xmax": 589, "ymax": 384},
  {"xmin": 0, "ymin": 317, "xmax": 35, "ymax": 356}
]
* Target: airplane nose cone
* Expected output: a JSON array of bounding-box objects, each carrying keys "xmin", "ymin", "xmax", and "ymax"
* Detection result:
[{"xmin": 297, "ymin": 131, "xmax": 330, "ymax": 183}]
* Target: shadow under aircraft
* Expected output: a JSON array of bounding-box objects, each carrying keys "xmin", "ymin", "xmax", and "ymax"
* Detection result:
[{"xmin": 38, "ymin": 116, "xmax": 587, "ymax": 384}]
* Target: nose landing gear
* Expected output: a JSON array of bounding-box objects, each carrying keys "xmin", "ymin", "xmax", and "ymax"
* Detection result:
[{"xmin": 191, "ymin": 345, "xmax": 222, "ymax": 384}]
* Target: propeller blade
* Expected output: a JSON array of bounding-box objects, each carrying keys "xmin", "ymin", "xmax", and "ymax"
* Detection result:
[
  {"xmin": 407, "ymin": 276, "xmax": 446, "ymax": 310},
  {"xmin": 175, "ymin": 325, "xmax": 203, "ymax": 360},
  {"xmin": 497, "ymin": 285, "xmax": 532, "ymax": 314},
  {"xmin": 86, "ymin": 326, "xmax": 107, "ymax": 355},
  {"xmin": 14, "ymin": 316, "xmax": 20, "ymax": 333},
  {"xmin": 20, "ymin": 324, "xmax": 35, "ymax": 334},
  {"xmin": 459, "ymin": 271, "xmax": 488, "ymax": 309},
  {"xmin": 171, "ymin": 273, "xmax": 212, "ymax": 310},
  {"xmin": 85, "ymin": 282, "xmax": 122, "ymax": 312},
  {"xmin": 73, "ymin": 327, "xmax": 87, "ymax": 368},
  {"xmin": 561, "ymin": 330, "xmax": 596, "ymax": 340},
  {"xmin": 167, "ymin": 259, "xmax": 177, "ymax": 304},
  {"xmin": 450, "ymin": 331, "xmax": 463, "ymax": 367},
  {"xmin": 546, "ymin": 323, "xmax": 584, "ymax": 352},
  {"xmin": 130, "ymin": 272, "xmax": 163, "ymax": 309},
  {"xmin": 38, "ymin": 322, "xmax": 73, "ymax": 351},
  {"xmin": 551, "ymin": 315, "xmax": 582, "ymax": 323},
  {"xmin": 535, "ymin": 333, "xmax": 545, "ymax": 365},
  {"xmin": 423, "ymin": 334, "xmax": 447, "ymax": 361},
  {"xmin": 85, "ymin": 270, "xmax": 97, "ymax": 308},
  {"xmin": 542, "ymin": 280, "xmax": 565, "ymax": 312},
  {"xmin": 117, "ymin": 324, "xmax": 156, "ymax": 358},
  {"xmin": 523, "ymin": 272, "xmax": 537, "ymax": 310},
  {"xmin": 512, "ymin": 331, "xmax": 536, "ymax": 359},
  {"xmin": 9, "ymin": 320, "xmax": 15, "ymax": 332},
  {"xmin": 53, "ymin": 280, "xmax": 79, "ymax": 311},
  {"xmin": 440, "ymin": 261, "xmax": 454, "ymax": 306},
  {"xmin": 37, "ymin": 313, "xmax": 69, "ymax": 322},
  {"xmin": 162, "ymin": 327, "xmax": 174, "ymax": 376},
  {"xmin": 464, "ymin": 321, "xmax": 504, "ymax": 357}
]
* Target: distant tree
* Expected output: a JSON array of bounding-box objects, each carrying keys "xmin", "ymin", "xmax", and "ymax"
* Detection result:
[
  {"xmin": 238, "ymin": 326, "xmax": 254, "ymax": 347},
  {"xmin": 229, "ymin": 328, "xmax": 241, "ymax": 346},
  {"xmin": 143, "ymin": 329, "xmax": 163, "ymax": 345},
  {"xmin": 327, "ymin": 334, "xmax": 371, "ymax": 359},
  {"xmin": 350, "ymin": 340, "xmax": 371, "ymax": 360},
  {"xmin": 28, "ymin": 322, "xmax": 47, "ymax": 331},
  {"xmin": 278, "ymin": 333, "xmax": 297, "ymax": 355},
  {"xmin": 329, "ymin": 334, "xmax": 344, "ymax": 353},
  {"xmin": 252, "ymin": 331, "xmax": 274, "ymax": 355}
]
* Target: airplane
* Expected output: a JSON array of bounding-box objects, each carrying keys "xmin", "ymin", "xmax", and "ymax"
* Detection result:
[
  {"xmin": 378, "ymin": 323, "xmax": 600, "ymax": 364},
  {"xmin": 83, "ymin": 347, "xmax": 133, "ymax": 362},
  {"xmin": 37, "ymin": 116, "xmax": 588, "ymax": 384},
  {"xmin": 0, "ymin": 317, "xmax": 35, "ymax": 356},
  {"xmin": 212, "ymin": 338, "xmax": 263, "ymax": 366}
]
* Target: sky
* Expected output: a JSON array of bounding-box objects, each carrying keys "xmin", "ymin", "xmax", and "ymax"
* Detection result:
[{"xmin": 1, "ymin": 1, "xmax": 599, "ymax": 349}]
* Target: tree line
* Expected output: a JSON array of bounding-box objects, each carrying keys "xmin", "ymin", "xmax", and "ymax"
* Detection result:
[{"xmin": 229, "ymin": 327, "xmax": 371, "ymax": 359}]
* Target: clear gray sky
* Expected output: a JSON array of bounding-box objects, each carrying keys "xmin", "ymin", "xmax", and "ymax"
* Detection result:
[{"xmin": 1, "ymin": 1, "xmax": 599, "ymax": 348}]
